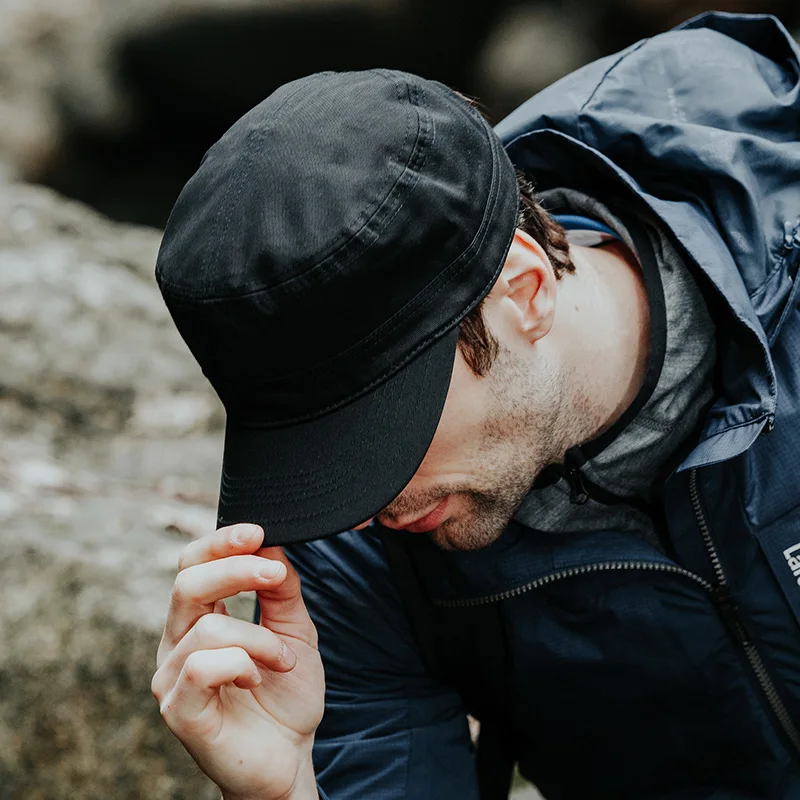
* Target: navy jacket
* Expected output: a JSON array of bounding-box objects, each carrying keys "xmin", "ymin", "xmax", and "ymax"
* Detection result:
[{"xmin": 287, "ymin": 14, "xmax": 800, "ymax": 799}]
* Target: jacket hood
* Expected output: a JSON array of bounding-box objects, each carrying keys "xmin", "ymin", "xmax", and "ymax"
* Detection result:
[{"xmin": 496, "ymin": 12, "xmax": 800, "ymax": 469}]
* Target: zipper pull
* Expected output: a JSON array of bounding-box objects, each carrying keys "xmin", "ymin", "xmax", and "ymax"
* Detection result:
[{"xmin": 566, "ymin": 466, "xmax": 589, "ymax": 505}]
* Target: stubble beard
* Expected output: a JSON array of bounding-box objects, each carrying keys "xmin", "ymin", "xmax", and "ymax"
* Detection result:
[{"xmin": 427, "ymin": 347, "xmax": 582, "ymax": 552}]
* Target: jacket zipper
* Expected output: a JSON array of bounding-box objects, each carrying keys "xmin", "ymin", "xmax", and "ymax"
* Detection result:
[
  {"xmin": 433, "ymin": 560, "xmax": 712, "ymax": 608},
  {"xmin": 689, "ymin": 469, "xmax": 800, "ymax": 755},
  {"xmin": 433, "ymin": 471, "xmax": 800, "ymax": 756}
]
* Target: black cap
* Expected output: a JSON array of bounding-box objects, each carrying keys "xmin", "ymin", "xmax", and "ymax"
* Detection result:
[{"xmin": 155, "ymin": 69, "xmax": 518, "ymax": 546}]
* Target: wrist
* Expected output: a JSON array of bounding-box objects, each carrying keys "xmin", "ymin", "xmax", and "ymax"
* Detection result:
[
  {"xmin": 221, "ymin": 753, "xmax": 318, "ymax": 800},
  {"xmin": 284, "ymin": 753, "xmax": 318, "ymax": 800}
]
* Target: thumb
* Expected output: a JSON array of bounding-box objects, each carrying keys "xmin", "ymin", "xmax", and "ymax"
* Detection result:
[{"xmin": 254, "ymin": 546, "xmax": 316, "ymax": 647}]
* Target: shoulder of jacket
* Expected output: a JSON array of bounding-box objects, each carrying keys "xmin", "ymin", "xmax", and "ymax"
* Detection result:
[{"xmin": 610, "ymin": 12, "xmax": 798, "ymax": 73}]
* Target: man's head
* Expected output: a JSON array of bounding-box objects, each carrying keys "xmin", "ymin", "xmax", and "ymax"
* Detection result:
[{"xmin": 155, "ymin": 69, "xmax": 602, "ymax": 550}]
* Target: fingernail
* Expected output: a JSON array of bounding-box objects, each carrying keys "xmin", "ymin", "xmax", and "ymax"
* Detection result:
[
  {"xmin": 252, "ymin": 669, "xmax": 263, "ymax": 687},
  {"xmin": 258, "ymin": 560, "xmax": 284, "ymax": 581},
  {"xmin": 233, "ymin": 525, "xmax": 260, "ymax": 546},
  {"xmin": 280, "ymin": 641, "xmax": 297, "ymax": 668}
]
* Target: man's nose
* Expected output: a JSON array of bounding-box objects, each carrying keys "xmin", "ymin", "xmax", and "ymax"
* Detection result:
[{"xmin": 353, "ymin": 518, "xmax": 374, "ymax": 531}]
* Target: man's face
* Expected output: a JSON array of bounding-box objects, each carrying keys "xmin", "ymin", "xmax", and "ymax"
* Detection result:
[
  {"xmin": 360, "ymin": 229, "xmax": 591, "ymax": 550},
  {"xmin": 375, "ymin": 338, "xmax": 572, "ymax": 550}
]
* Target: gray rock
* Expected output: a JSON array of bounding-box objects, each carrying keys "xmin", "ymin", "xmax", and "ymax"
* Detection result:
[
  {"xmin": 0, "ymin": 182, "xmax": 229, "ymax": 798},
  {"xmin": 0, "ymin": 182, "xmax": 223, "ymax": 437}
]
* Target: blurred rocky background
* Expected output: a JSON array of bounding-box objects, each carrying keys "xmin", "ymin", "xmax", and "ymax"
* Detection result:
[
  {"xmin": 2, "ymin": 0, "xmax": 797, "ymax": 229},
  {"xmin": 0, "ymin": 0, "xmax": 797, "ymax": 797}
]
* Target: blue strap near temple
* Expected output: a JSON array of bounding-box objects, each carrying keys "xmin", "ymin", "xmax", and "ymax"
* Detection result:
[{"xmin": 552, "ymin": 213, "xmax": 619, "ymax": 247}]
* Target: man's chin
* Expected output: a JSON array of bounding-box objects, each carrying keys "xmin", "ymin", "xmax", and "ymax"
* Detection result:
[{"xmin": 426, "ymin": 518, "xmax": 507, "ymax": 552}]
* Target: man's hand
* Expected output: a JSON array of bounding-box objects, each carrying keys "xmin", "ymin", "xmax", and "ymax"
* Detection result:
[{"xmin": 151, "ymin": 524, "xmax": 324, "ymax": 800}]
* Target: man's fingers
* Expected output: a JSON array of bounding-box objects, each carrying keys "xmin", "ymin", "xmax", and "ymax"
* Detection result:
[
  {"xmin": 159, "ymin": 647, "xmax": 260, "ymax": 726},
  {"xmin": 253, "ymin": 548, "xmax": 318, "ymax": 647},
  {"xmin": 178, "ymin": 524, "xmax": 264, "ymax": 571},
  {"xmin": 153, "ymin": 613, "xmax": 297, "ymax": 700},
  {"xmin": 164, "ymin": 555, "xmax": 287, "ymax": 647},
  {"xmin": 212, "ymin": 600, "xmax": 229, "ymax": 616}
]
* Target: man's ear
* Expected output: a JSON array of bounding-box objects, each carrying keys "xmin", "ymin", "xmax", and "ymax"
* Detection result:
[{"xmin": 491, "ymin": 228, "xmax": 558, "ymax": 343}]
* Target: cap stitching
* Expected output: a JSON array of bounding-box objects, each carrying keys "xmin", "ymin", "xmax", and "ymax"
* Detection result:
[
  {"xmin": 206, "ymin": 104, "xmax": 500, "ymax": 397},
  {"xmin": 330, "ymin": 120, "xmax": 497, "ymax": 362},
  {"xmin": 220, "ymin": 365, "xmax": 409, "ymax": 501},
  {"xmin": 200, "ymin": 81, "xmax": 312, "ymax": 286},
  {"xmin": 220, "ymin": 115, "xmax": 513, "ymax": 422},
  {"xmin": 212, "ymin": 132, "xmax": 514, "ymax": 429},
  {"xmin": 158, "ymin": 73, "xmax": 426, "ymax": 302},
  {"xmin": 249, "ymin": 73, "xmax": 415, "ymax": 273},
  {"xmin": 288, "ymin": 135, "xmax": 515, "ymax": 423},
  {"xmin": 219, "ymin": 360, "xmax": 427, "ymax": 518}
]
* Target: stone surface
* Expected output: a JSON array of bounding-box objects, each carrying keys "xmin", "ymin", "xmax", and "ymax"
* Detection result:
[
  {"xmin": 0, "ymin": 1, "xmax": 64, "ymax": 180},
  {"xmin": 0, "ymin": 182, "xmax": 223, "ymax": 437},
  {"xmin": 0, "ymin": 181, "xmax": 229, "ymax": 798}
]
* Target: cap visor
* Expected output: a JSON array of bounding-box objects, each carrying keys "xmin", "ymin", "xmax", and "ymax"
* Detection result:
[{"xmin": 217, "ymin": 326, "xmax": 459, "ymax": 546}]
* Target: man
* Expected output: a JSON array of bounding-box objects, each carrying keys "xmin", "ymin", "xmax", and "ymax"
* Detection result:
[{"xmin": 151, "ymin": 12, "xmax": 800, "ymax": 800}]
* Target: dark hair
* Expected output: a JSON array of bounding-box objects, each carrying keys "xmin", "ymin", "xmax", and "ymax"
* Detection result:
[{"xmin": 457, "ymin": 170, "xmax": 574, "ymax": 376}]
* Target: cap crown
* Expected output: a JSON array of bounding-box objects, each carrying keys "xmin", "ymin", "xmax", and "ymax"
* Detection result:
[{"xmin": 156, "ymin": 69, "xmax": 518, "ymax": 424}]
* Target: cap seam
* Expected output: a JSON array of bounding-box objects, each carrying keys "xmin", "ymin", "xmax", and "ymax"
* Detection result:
[
  {"xmin": 328, "ymin": 116, "xmax": 504, "ymax": 367},
  {"xmin": 198, "ymin": 81, "xmax": 313, "ymax": 287},
  {"xmin": 213, "ymin": 120, "xmax": 516, "ymax": 426},
  {"xmin": 220, "ymin": 368, "xmax": 430, "ymax": 521},
  {"xmin": 247, "ymin": 73, "xmax": 417, "ymax": 276},
  {"xmin": 221, "ymin": 368, "xmax": 406, "ymax": 494},
  {"xmin": 157, "ymin": 73, "xmax": 427, "ymax": 302},
  {"xmin": 166, "ymin": 110, "xmax": 508, "ymax": 405}
]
